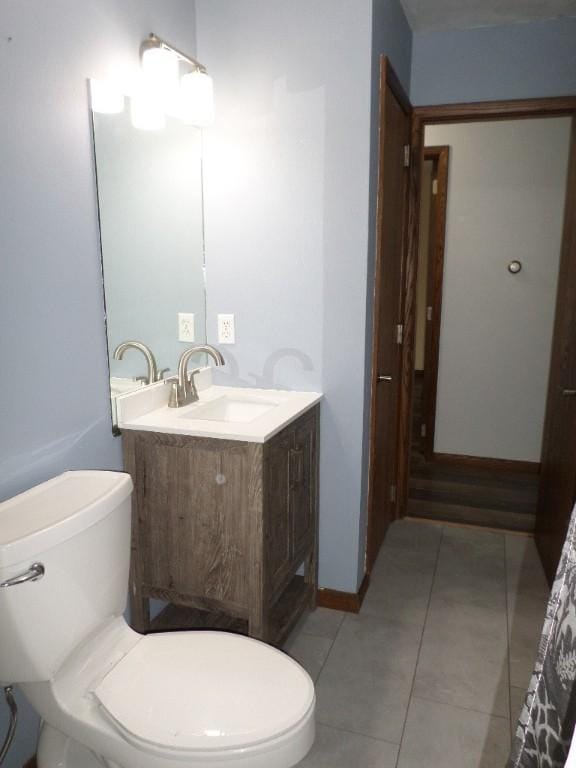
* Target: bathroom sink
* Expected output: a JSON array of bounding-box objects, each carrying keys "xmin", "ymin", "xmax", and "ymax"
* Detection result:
[
  {"xmin": 179, "ymin": 395, "xmax": 280, "ymax": 423},
  {"xmin": 117, "ymin": 380, "xmax": 322, "ymax": 442}
]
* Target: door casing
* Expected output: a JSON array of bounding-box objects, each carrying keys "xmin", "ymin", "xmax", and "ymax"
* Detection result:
[
  {"xmin": 365, "ymin": 57, "xmax": 412, "ymax": 574},
  {"xmin": 417, "ymin": 145, "xmax": 449, "ymax": 460}
]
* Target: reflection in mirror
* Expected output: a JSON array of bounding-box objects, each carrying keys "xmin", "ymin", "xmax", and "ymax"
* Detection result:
[{"xmin": 90, "ymin": 81, "xmax": 207, "ymax": 430}]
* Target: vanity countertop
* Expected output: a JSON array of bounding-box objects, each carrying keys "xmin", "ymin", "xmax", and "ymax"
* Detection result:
[{"xmin": 117, "ymin": 381, "xmax": 321, "ymax": 443}]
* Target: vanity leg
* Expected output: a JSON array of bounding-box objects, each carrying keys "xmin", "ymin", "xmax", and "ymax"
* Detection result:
[
  {"xmin": 247, "ymin": 598, "xmax": 269, "ymax": 642},
  {"xmin": 306, "ymin": 411, "xmax": 320, "ymax": 610},
  {"xmin": 130, "ymin": 583, "xmax": 151, "ymax": 633},
  {"xmin": 304, "ymin": 544, "xmax": 318, "ymax": 609}
]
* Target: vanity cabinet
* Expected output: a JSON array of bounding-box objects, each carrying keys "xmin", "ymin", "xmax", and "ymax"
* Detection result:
[{"xmin": 123, "ymin": 405, "xmax": 319, "ymax": 645}]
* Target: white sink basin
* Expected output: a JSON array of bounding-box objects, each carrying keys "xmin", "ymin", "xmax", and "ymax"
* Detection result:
[{"xmin": 179, "ymin": 395, "xmax": 280, "ymax": 423}]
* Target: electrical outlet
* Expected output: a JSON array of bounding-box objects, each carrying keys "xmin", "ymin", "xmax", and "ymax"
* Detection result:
[
  {"xmin": 178, "ymin": 313, "xmax": 195, "ymax": 343},
  {"xmin": 218, "ymin": 314, "xmax": 235, "ymax": 344}
]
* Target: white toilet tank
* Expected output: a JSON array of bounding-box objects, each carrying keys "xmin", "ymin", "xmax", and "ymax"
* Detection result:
[{"xmin": 0, "ymin": 471, "xmax": 133, "ymax": 684}]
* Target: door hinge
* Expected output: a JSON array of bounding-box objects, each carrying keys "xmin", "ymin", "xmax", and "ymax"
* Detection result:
[
  {"xmin": 420, "ymin": 423, "xmax": 427, "ymax": 437},
  {"xmin": 403, "ymin": 145, "xmax": 410, "ymax": 168},
  {"xmin": 426, "ymin": 306, "xmax": 433, "ymax": 322},
  {"xmin": 396, "ymin": 323, "xmax": 404, "ymax": 345},
  {"xmin": 389, "ymin": 484, "xmax": 397, "ymax": 503},
  {"xmin": 432, "ymin": 178, "xmax": 438, "ymax": 195}
]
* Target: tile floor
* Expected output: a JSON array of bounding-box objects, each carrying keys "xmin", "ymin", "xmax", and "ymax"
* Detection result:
[{"xmin": 284, "ymin": 519, "xmax": 550, "ymax": 767}]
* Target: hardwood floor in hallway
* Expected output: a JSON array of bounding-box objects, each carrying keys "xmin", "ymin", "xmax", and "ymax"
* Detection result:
[
  {"xmin": 407, "ymin": 373, "xmax": 539, "ymax": 532},
  {"xmin": 408, "ymin": 454, "xmax": 539, "ymax": 532}
]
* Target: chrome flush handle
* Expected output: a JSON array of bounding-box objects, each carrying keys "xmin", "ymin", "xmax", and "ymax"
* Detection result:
[{"xmin": 0, "ymin": 563, "xmax": 45, "ymax": 588}]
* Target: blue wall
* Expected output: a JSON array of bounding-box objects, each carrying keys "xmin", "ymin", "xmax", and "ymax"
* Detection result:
[
  {"xmin": 411, "ymin": 17, "xmax": 576, "ymax": 105},
  {"xmin": 196, "ymin": 0, "xmax": 413, "ymax": 593},
  {"xmin": 196, "ymin": 0, "xmax": 372, "ymax": 593},
  {"xmin": 0, "ymin": 3, "xmax": 197, "ymax": 765}
]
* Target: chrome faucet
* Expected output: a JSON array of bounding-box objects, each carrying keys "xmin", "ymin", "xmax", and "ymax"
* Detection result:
[
  {"xmin": 113, "ymin": 341, "xmax": 167, "ymax": 385},
  {"xmin": 168, "ymin": 344, "xmax": 225, "ymax": 408}
]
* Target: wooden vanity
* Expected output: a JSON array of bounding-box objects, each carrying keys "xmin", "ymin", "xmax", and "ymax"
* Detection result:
[{"xmin": 123, "ymin": 404, "xmax": 319, "ymax": 646}]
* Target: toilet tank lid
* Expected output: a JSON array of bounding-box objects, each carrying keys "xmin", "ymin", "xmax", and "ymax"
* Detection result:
[{"xmin": 0, "ymin": 471, "xmax": 133, "ymax": 568}]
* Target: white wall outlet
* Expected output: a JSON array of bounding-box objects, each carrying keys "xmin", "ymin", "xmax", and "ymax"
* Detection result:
[
  {"xmin": 178, "ymin": 313, "xmax": 195, "ymax": 343},
  {"xmin": 217, "ymin": 314, "xmax": 235, "ymax": 344}
]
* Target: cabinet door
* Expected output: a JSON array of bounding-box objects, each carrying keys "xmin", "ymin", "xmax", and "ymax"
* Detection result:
[
  {"xmin": 290, "ymin": 410, "xmax": 317, "ymax": 559},
  {"xmin": 134, "ymin": 434, "xmax": 252, "ymax": 612},
  {"xmin": 265, "ymin": 429, "xmax": 292, "ymax": 595}
]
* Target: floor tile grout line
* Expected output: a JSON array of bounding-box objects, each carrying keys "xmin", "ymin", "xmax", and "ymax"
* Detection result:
[
  {"xmin": 311, "ymin": 611, "xmax": 346, "ymax": 684},
  {"xmin": 409, "ymin": 693, "xmax": 510, "ymax": 721},
  {"xmin": 393, "ymin": 523, "xmax": 446, "ymax": 768},
  {"xmin": 314, "ymin": 719, "xmax": 402, "ymax": 749}
]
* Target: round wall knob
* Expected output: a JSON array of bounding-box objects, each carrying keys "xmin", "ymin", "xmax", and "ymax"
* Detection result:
[{"xmin": 508, "ymin": 260, "xmax": 522, "ymax": 274}]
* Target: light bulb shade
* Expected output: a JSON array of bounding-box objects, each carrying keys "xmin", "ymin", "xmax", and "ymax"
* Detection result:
[
  {"xmin": 142, "ymin": 46, "xmax": 179, "ymax": 88},
  {"xmin": 180, "ymin": 70, "xmax": 215, "ymax": 127},
  {"xmin": 130, "ymin": 93, "xmax": 165, "ymax": 131},
  {"xmin": 142, "ymin": 46, "xmax": 180, "ymax": 115},
  {"xmin": 90, "ymin": 79, "xmax": 124, "ymax": 114}
]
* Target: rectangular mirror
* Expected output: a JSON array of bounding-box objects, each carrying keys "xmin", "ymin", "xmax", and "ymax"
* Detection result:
[{"xmin": 90, "ymin": 81, "xmax": 207, "ymax": 430}]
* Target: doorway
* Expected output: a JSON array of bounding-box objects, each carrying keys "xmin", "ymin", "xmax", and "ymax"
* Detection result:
[
  {"xmin": 407, "ymin": 115, "xmax": 572, "ymax": 532},
  {"xmin": 366, "ymin": 95, "xmax": 576, "ymax": 578}
]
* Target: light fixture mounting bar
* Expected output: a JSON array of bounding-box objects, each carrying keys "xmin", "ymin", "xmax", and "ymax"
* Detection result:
[{"xmin": 142, "ymin": 33, "xmax": 208, "ymax": 73}]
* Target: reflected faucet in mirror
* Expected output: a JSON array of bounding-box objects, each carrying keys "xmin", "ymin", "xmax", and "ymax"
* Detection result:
[
  {"xmin": 113, "ymin": 341, "xmax": 167, "ymax": 385},
  {"xmin": 169, "ymin": 344, "xmax": 225, "ymax": 408}
]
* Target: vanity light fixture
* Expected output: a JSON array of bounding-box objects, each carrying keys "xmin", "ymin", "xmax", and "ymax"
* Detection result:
[
  {"xmin": 90, "ymin": 35, "xmax": 214, "ymax": 129},
  {"xmin": 140, "ymin": 33, "xmax": 215, "ymax": 128}
]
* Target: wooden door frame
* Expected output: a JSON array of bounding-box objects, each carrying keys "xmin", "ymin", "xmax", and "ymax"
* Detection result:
[
  {"xmin": 365, "ymin": 56, "xmax": 412, "ymax": 574},
  {"xmin": 536, "ymin": 117, "xmax": 576, "ymax": 583},
  {"xmin": 418, "ymin": 145, "xmax": 449, "ymax": 459},
  {"xmin": 395, "ymin": 95, "xmax": 576, "ymax": 519}
]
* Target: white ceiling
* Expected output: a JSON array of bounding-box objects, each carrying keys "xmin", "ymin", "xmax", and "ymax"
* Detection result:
[{"xmin": 400, "ymin": 0, "xmax": 576, "ymax": 32}]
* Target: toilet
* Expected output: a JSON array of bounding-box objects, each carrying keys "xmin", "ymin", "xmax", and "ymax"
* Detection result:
[{"xmin": 0, "ymin": 471, "xmax": 315, "ymax": 768}]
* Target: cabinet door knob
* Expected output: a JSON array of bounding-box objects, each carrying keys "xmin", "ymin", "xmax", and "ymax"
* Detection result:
[
  {"xmin": 377, "ymin": 374, "xmax": 392, "ymax": 382},
  {"xmin": 562, "ymin": 389, "xmax": 576, "ymax": 397}
]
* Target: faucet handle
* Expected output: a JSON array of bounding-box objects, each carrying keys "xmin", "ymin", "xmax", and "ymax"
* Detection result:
[
  {"xmin": 187, "ymin": 367, "xmax": 202, "ymax": 401},
  {"xmin": 157, "ymin": 368, "xmax": 170, "ymax": 381},
  {"xmin": 168, "ymin": 380, "xmax": 180, "ymax": 408}
]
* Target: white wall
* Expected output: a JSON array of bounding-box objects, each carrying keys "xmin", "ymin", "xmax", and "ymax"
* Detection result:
[
  {"xmin": 0, "ymin": 3, "xmax": 197, "ymax": 765},
  {"xmin": 426, "ymin": 118, "xmax": 571, "ymax": 462}
]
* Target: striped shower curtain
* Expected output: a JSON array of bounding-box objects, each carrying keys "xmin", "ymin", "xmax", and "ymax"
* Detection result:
[{"xmin": 508, "ymin": 504, "xmax": 576, "ymax": 767}]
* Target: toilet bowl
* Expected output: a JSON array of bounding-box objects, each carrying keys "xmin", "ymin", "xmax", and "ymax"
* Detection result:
[{"xmin": 0, "ymin": 471, "xmax": 315, "ymax": 767}]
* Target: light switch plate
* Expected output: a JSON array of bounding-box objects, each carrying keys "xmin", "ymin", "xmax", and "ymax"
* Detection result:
[
  {"xmin": 218, "ymin": 314, "xmax": 235, "ymax": 344},
  {"xmin": 178, "ymin": 313, "xmax": 195, "ymax": 342}
]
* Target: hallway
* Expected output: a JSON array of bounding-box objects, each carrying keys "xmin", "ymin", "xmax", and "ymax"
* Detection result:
[{"xmin": 287, "ymin": 519, "xmax": 549, "ymax": 766}]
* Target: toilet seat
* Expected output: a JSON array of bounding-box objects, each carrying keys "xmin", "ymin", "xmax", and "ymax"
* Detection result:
[{"xmin": 93, "ymin": 631, "xmax": 315, "ymax": 759}]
